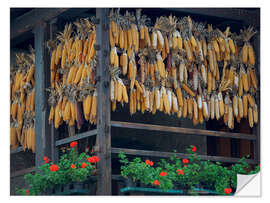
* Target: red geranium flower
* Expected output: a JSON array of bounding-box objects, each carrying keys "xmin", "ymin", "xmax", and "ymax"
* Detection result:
[
  {"xmin": 87, "ymin": 157, "xmax": 95, "ymax": 163},
  {"xmin": 182, "ymin": 158, "xmax": 189, "ymax": 164},
  {"xmin": 184, "ymin": 165, "xmax": 187, "ymax": 167},
  {"xmin": 25, "ymin": 189, "xmax": 29, "ymax": 195},
  {"xmin": 50, "ymin": 164, "xmax": 59, "ymax": 172},
  {"xmin": 81, "ymin": 162, "xmax": 87, "ymax": 168},
  {"xmin": 88, "ymin": 156, "xmax": 100, "ymax": 163},
  {"xmin": 224, "ymin": 188, "xmax": 232, "ymax": 195},
  {"xmin": 177, "ymin": 169, "xmax": 183, "ymax": 175},
  {"xmin": 44, "ymin": 156, "xmax": 50, "ymax": 163},
  {"xmin": 70, "ymin": 141, "xmax": 78, "ymax": 148},
  {"xmin": 192, "ymin": 146, "xmax": 197, "ymax": 152},
  {"xmin": 153, "ymin": 180, "xmax": 160, "ymax": 186},
  {"xmin": 160, "ymin": 171, "xmax": 167, "ymax": 176},
  {"xmin": 92, "ymin": 156, "xmax": 100, "ymax": 163},
  {"xmin": 145, "ymin": 159, "xmax": 154, "ymax": 167},
  {"xmin": 71, "ymin": 164, "xmax": 76, "ymax": 169}
]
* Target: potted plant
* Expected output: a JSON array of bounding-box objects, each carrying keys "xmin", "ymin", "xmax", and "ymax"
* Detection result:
[
  {"xmin": 119, "ymin": 145, "xmax": 260, "ymax": 195},
  {"xmin": 16, "ymin": 141, "xmax": 99, "ymax": 195}
]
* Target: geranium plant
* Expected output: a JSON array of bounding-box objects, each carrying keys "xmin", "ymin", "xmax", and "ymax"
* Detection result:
[
  {"xmin": 17, "ymin": 141, "xmax": 99, "ymax": 195},
  {"xmin": 119, "ymin": 145, "xmax": 260, "ymax": 195}
]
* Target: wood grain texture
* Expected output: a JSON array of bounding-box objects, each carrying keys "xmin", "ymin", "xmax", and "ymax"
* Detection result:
[
  {"xmin": 96, "ymin": 8, "xmax": 112, "ymax": 195},
  {"xmin": 11, "ymin": 8, "xmax": 69, "ymax": 39},
  {"xmin": 111, "ymin": 121, "xmax": 256, "ymax": 140},
  {"xmin": 34, "ymin": 22, "xmax": 51, "ymax": 167},
  {"xmin": 254, "ymin": 33, "xmax": 260, "ymax": 163},
  {"xmin": 10, "ymin": 146, "xmax": 24, "ymax": 155},
  {"xmin": 111, "ymin": 147, "xmax": 257, "ymax": 164},
  {"xmin": 55, "ymin": 129, "xmax": 97, "ymax": 146},
  {"xmin": 164, "ymin": 8, "xmax": 259, "ymax": 28},
  {"xmin": 10, "ymin": 167, "xmax": 35, "ymax": 178},
  {"xmin": 68, "ymin": 126, "xmax": 75, "ymax": 137}
]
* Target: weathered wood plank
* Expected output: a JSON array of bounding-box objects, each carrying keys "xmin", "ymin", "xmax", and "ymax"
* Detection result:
[
  {"xmin": 254, "ymin": 31, "xmax": 260, "ymax": 163},
  {"xmin": 111, "ymin": 147, "xmax": 257, "ymax": 164},
  {"xmin": 55, "ymin": 129, "xmax": 97, "ymax": 146},
  {"xmin": 34, "ymin": 22, "xmax": 51, "ymax": 167},
  {"xmin": 164, "ymin": 8, "xmax": 260, "ymax": 27},
  {"xmin": 51, "ymin": 123, "xmax": 59, "ymax": 163},
  {"xmin": 10, "ymin": 146, "xmax": 24, "ymax": 155},
  {"xmin": 10, "ymin": 167, "xmax": 35, "ymax": 178},
  {"xmin": 49, "ymin": 19, "xmax": 59, "ymax": 163},
  {"xmin": 11, "ymin": 8, "xmax": 69, "ymax": 39},
  {"xmin": 96, "ymin": 8, "xmax": 111, "ymax": 195},
  {"xmin": 68, "ymin": 126, "xmax": 76, "ymax": 137},
  {"xmin": 111, "ymin": 121, "xmax": 256, "ymax": 140}
]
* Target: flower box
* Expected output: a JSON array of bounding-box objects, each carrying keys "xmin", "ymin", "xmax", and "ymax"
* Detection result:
[
  {"xmin": 118, "ymin": 145, "xmax": 258, "ymax": 196},
  {"xmin": 45, "ymin": 178, "xmax": 97, "ymax": 195},
  {"xmin": 17, "ymin": 141, "xmax": 100, "ymax": 196},
  {"xmin": 120, "ymin": 178, "xmax": 224, "ymax": 196}
]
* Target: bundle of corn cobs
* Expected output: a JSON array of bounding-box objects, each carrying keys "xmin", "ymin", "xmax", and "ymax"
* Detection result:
[
  {"xmin": 109, "ymin": 9, "xmax": 258, "ymax": 129},
  {"xmin": 10, "ymin": 46, "xmax": 36, "ymax": 151},
  {"xmin": 47, "ymin": 18, "xmax": 97, "ymax": 129}
]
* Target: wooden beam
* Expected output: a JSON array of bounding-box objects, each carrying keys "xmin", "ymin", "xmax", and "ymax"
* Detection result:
[
  {"xmin": 111, "ymin": 121, "xmax": 256, "ymax": 140},
  {"xmin": 96, "ymin": 8, "xmax": 111, "ymax": 195},
  {"xmin": 111, "ymin": 147, "xmax": 257, "ymax": 164},
  {"xmin": 10, "ymin": 167, "xmax": 35, "ymax": 178},
  {"xmin": 49, "ymin": 20, "xmax": 59, "ymax": 163},
  {"xmin": 11, "ymin": 8, "xmax": 69, "ymax": 39},
  {"xmin": 55, "ymin": 129, "xmax": 97, "ymax": 146},
  {"xmin": 164, "ymin": 8, "xmax": 259, "ymax": 27},
  {"xmin": 51, "ymin": 123, "xmax": 59, "ymax": 163},
  {"xmin": 34, "ymin": 22, "xmax": 51, "ymax": 167},
  {"xmin": 68, "ymin": 126, "xmax": 76, "ymax": 137},
  {"xmin": 254, "ymin": 32, "xmax": 260, "ymax": 163},
  {"xmin": 10, "ymin": 146, "xmax": 24, "ymax": 155}
]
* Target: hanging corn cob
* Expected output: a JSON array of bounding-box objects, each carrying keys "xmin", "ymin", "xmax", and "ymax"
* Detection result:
[
  {"xmin": 10, "ymin": 47, "xmax": 36, "ymax": 151},
  {"xmin": 240, "ymin": 27, "xmax": 257, "ymax": 66},
  {"xmin": 45, "ymin": 8, "xmax": 259, "ymax": 132},
  {"xmin": 47, "ymin": 17, "xmax": 98, "ymax": 130}
]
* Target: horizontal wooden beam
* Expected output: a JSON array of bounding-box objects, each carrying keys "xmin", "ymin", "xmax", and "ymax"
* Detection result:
[
  {"xmin": 10, "ymin": 167, "xmax": 35, "ymax": 178},
  {"xmin": 111, "ymin": 121, "xmax": 256, "ymax": 140},
  {"xmin": 10, "ymin": 146, "xmax": 24, "ymax": 155},
  {"xmin": 164, "ymin": 8, "xmax": 259, "ymax": 27},
  {"xmin": 55, "ymin": 129, "xmax": 97, "ymax": 146},
  {"xmin": 111, "ymin": 147, "xmax": 257, "ymax": 164},
  {"xmin": 11, "ymin": 8, "xmax": 69, "ymax": 39}
]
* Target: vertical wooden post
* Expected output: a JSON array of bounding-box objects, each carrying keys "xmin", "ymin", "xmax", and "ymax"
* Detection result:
[
  {"xmin": 51, "ymin": 123, "xmax": 59, "ymax": 163},
  {"xmin": 34, "ymin": 22, "xmax": 51, "ymax": 167},
  {"xmin": 49, "ymin": 18, "xmax": 59, "ymax": 163},
  {"xmin": 254, "ymin": 31, "xmax": 260, "ymax": 164},
  {"xmin": 96, "ymin": 8, "xmax": 111, "ymax": 195}
]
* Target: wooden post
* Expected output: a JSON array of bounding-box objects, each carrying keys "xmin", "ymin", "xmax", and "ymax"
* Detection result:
[
  {"xmin": 48, "ymin": 18, "xmax": 59, "ymax": 163},
  {"xmin": 253, "ymin": 31, "xmax": 260, "ymax": 164},
  {"xmin": 96, "ymin": 8, "xmax": 111, "ymax": 195},
  {"xmin": 68, "ymin": 126, "xmax": 76, "ymax": 137},
  {"xmin": 34, "ymin": 22, "xmax": 51, "ymax": 167}
]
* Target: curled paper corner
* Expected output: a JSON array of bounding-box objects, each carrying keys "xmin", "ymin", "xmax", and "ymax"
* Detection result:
[{"xmin": 234, "ymin": 172, "xmax": 261, "ymax": 196}]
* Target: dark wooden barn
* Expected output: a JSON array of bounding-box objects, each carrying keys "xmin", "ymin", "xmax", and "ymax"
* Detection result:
[{"xmin": 10, "ymin": 8, "xmax": 260, "ymax": 195}]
